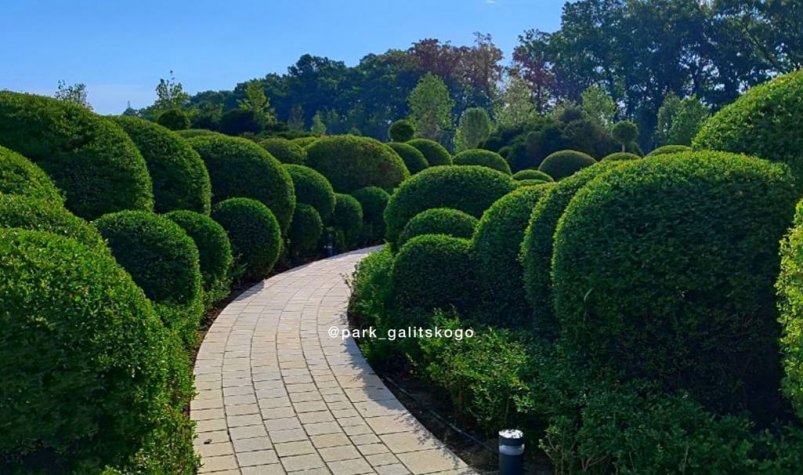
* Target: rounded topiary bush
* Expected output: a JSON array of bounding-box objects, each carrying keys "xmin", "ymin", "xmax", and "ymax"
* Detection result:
[
  {"xmin": 0, "ymin": 228, "xmax": 191, "ymax": 472},
  {"xmin": 538, "ymin": 150, "xmax": 597, "ymax": 180},
  {"xmin": 156, "ymin": 108, "xmax": 190, "ymax": 131},
  {"xmin": 306, "ymin": 135, "xmax": 409, "ymax": 192},
  {"xmin": 472, "ymin": 185, "xmax": 552, "ymax": 327},
  {"xmin": 331, "ymin": 193, "xmax": 363, "ymax": 250},
  {"xmin": 553, "ymin": 151, "xmax": 797, "ymax": 419},
  {"xmin": 776, "ymin": 201, "xmax": 803, "ymax": 419},
  {"xmin": 175, "ymin": 129, "xmax": 224, "ymax": 139},
  {"xmin": 392, "ymin": 235, "xmax": 475, "ymax": 313},
  {"xmin": 284, "ymin": 164, "xmax": 336, "ymax": 221},
  {"xmin": 407, "ymin": 138, "xmax": 452, "ymax": 166},
  {"xmin": 0, "ymin": 145, "xmax": 63, "ymax": 204},
  {"xmin": 694, "ymin": 70, "xmax": 803, "ymax": 188},
  {"xmin": 513, "ymin": 169, "xmax": 554, "ymax": 182},
  {"xmin": 292, "ymin": 136, "xmax": 319, "ymax": 148},
  {"xmin": 288, "ymin": 203, "xmax": 323, "ymax": 255},
  {"xmin": 398, "ymin": 208, "xmax": 478, "ymax": 249},
  {"xmin": 260, "ymin": 137, "xmax": 306, "ymax": 164},
  {"xmin": 112, "ymin": 116, "xmax": 212, "ymax": 214},
  {"xmin": 0, "ymin": 92, "xmax": 153, "ymax": 219},
  {"xmin": 453, "ymin": 149, "xmax": 512, "ymax": 174},
  {"xmin": 388, "ymin": 142, "xmax": 429, "ymax": 175},
  {"xmin": 646, "ymin": 145, "xmax": 692, "ymax": 157},
  {"xmin": 211, "ymin": 197, "xmax": 282, "ymax": 280},
  {"xmin": 351, "ymin": 186, "xmax": 390, "ymax": 243},
  {"xmin": 602, "ymin": 152, "xmax": 641, "ymax": 161},
  {"xmin": 389, "ymin": 119, "xmax": 416, "ymax": 142},
  {"xmin": 384, "ymin": 166, "xmax": 516, "ymax": 246},
  {"xmin": 165, "ymin": 210, "xmax": 233, "ymax": 307},
  {"xmin": 189, "ymin": 135, "xmax": 295, "ymax": 231},
  {"xmin": 0, "ymin": 194, "xmax": 105, "ymax": 248}
]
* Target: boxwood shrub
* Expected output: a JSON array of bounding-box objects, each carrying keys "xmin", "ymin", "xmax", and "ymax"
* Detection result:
[
  {"xmin": 398, "ymin": 208, "xmax": 478, "ymax": 249},
  {"xmin": 175, "ymin": 129, "xmax": 224, "ymax": 139},
  {"xmin": 306, "ymin": 135, "xmax": 409, "ymax": 192},
  {"xmin": 646, "ymin": 144, "xmax": 692, "ymax": 157},
  {"xmin": 552, "ymin": 151, "xmax": 797, "ymax": 418},
  {"xmin": 211, "ymin": 197, "xmax": 282, "ymax": 280},
  {"xmin": 538, "ymin": 149, "xmax": 597, "ymax": 180},
  {"xmin": 113, "ymin": 116, "xmax": 212, "ymax": 214},
  {"xmin": 157, "ymin": 108, "xmax": 190, "ymax": 131},
  {"xmin": 776, "ymin": 201, "xmax": 803, "ymax": 419},
  {"xmin": 407, "ymin": 138, "xmax": 452, "ymax": 166},
  {"xmin": 0, "ymin": 229, "xmax": 194, "ymax": 473},
  {"xmin": 388, "ymin": 142, "xmax": 429, "ymax": 175},
  {"xmin": 453, "ymin": 149, "xmax": 512, "ymax": 174},
  {"xmin": 384, "ymin": 166, "xmax": 516, "ymax": 246},
  {"xmin": 0, "ymin": 145, "xmax": 63, "ymax": 204},
  {"xmin": 284, "ymin": 164, "xmax": 336, "ymax": 221},
  {"xmin": 331, "ymin": 193, "xmax": 364, "ymax": 250},
  {"xmin": 601, "ymin": 152, "xmax": 641, "ymax": 161},
  {"xmin": 0, "ymin": 91, "xmax": 153, "ymax": 219},
  {"xmin": 389, "ymin": 119, "xmax": 416, "ymax": 142},
  {"xmin": 189, "ymin": 135, "xmax": 295, "ymax": 231},
  {"xmin": 351, "ymin": 186, "xmax": 390, "ymax": 243},
  {"xmin": 259, "ymin": 137, "xmax": 306, "ymax": 164},
  {"xmin": 512, "ymin": 169, "xmax": 554, "ymax": 182},
  {"xmin": 165, "ymin": 210, "xmax": 233, "ymax": 307},
  {"xmin": 292, "ymin": 136, "xmax": 319, "ymax": 148},
  {"xmin": 0, "ymin": 194, "xmax": 105, "ymax": 248},
  {"xmin": 288, "ymin": 203, "xmax": 323, "ymax": 255}
]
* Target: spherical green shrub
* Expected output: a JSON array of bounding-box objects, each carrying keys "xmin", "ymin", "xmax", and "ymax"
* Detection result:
[
  {"xmin": 388, "ymin": 142, "xmax": 429, "ymax": 175},
  {"xmin": 523, "ymin": 161, "xmax": 631, "ymax": 340},
  {"xmin": 398, "ymin": 208, "xmax": 478, "ymax": 249},
  {"xmin": 694, "ymin": 70, "xmax": 803, "ymax": 188},
  {"xmin": 94, "ymin": 211, "xmax": 203, "ymax": 346},
  {"xmin": 538, "ymin": 150, "xmax": 597, "ymax": 180},
  {"xmin": 211, "ymin": 197, "xmax": 282, "ymax": 280},
  {"xmin": 384, "ymin": 166, "xmax": 516, "ymax": 246},
  {"xmin": 292, "ymin": 136, "xmax": 319, "ymax": 148},
  {"xmin": 517, "ymin": 179, "xmax": 549, "ymax": 187},
  {"xmin": 288, "ymin": 203, "xmax": 323, "ymax": 255},
  {"xmin": 189, "ymin": 135, "xmax": 295, "ymax": 231},
  {"xmin": 472, "ymin": 185, "xmax": 553, "ymax": 327},
  {"xmin": 389, "ymin": 119, "xmax": 416, "ymax": 142},
  {"xmin": 0, "ymin": 145, "xmax": 63, "ymax": 204},
  {"xmin": 513, "ymin": 169, "xmax": 554, "ymax": 182},
  {"xmin": 407, "ymin": 138, "xmax": 452, "ymax": 166},
  {"xmin": 284, "ymin": 164, "xmax": 336, "ymax": 221},
  {"xmin": 0, "ymin": 194, "xmax": 104, "ymax": 248},
  {"xmin": 453, "ymin": 149, "xmax": 512, "ymax": 174},
  {"xmin": 259, "ymin": 137, "xmax": 306, "ymax": 164},
  {"xmin": 611, "ymin": 120, "xmax": 639, "ymax": 149},
  {"xmin": 553, "ymin": 151, "xmax": 797, "ymax": 418},
  {"xmin": 602, "ymin": 152, "xmax": 641, "ymax": 161},
  {"xmin": 0, "ymin": 92, "xmax": 153, "ymax": 219},
  {"xmin": 165, "ymin": 210, "xmax": 233, "ymax": 307},
  {"xmin": 175, "ymin": 128, "xmax": 224, "ymax": 139},
  {"xmin": 0, "ymin": 228, "xmax": 192, "ymax": 472},
  {"xmin": 157, "ymin": 108, "xmax": 190, "ymax": 131},
  {"xmin": 392, "ymin": 235, "xmax": 475, "ymax": 312},
  {"xmin": 646, "ymin": 144, "xmax": 692, "ymax": 157},
  {"xmin": 306, "ymin": 135, "xmax": 409, "ymax": 192},
  {"xmin": 112, "ymin": 116, "xmax": 212, "ymax": 214},
  {"xmin": 351, "ymin": 186, "xmax": 390, "ymax": 243},
  {"xmin": 776, "ymin": 201, "xmax": 803, "ymax": 419},
  {"xmin": 331, "ymin": 193, "xmax": 364, "ymax": 250}
]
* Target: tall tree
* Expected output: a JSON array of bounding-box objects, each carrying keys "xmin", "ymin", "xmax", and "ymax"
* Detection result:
[
  {"xmin": 582, "ymin": 85, "xmax": 617, "ymax": 127},
  {"xmin": 154, "ymin": 71, "xmax": 189, "ymax": 111},
  {"xmin": 494, "ymin": 75, "xmax": 537, "ymax": 129},
  {"xmin": 408, "ymin": 73, "xmax": 454, "ymax": 142},
  {"xmin": 54, "ymin": 80, "xmax": 92, "ymax": 110},
  {"xmin": 237, "ymin": 80, "xmax": 275, "ymax": 125},
  {"xmin": 455, "ymin": 107, "xmax": 492, "ymax": 151}
]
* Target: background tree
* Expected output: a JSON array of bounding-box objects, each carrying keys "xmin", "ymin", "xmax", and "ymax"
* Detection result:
[
  {"xmin": 454, "ymin": 107, "xmax": 492, "ymax": 151},
  {"xmin": 310, "ymin": 111, "xmax": 326, "ymax": 135},
  {"xmin": 582, "ymin": 85, "xmax": 617, "ymax": 127},
  {"xmin": 154, "ymin": 70, "xmax": 189, "ymax": 111},
  {"xmin": 494, "ymin": 75, "xmax": 537, "ymax": 129},
  {"xmin": 612, "ymin": 120, "xmax": 638, "ymax": 151},
  {"xmin": 287, "ymin": 105, "xmax": 305, "ymax": 131},
  {"xmin": 666, "ymin": 96, "xmax": 709, "ymax": 146},
  {"xmin": 54, "ymin": 80, "xmax": 92, "ymax": 110},
  {"xmin": 237, "ymin": 80, "xmax": 275, "ymax": 126},
  {"xmin": 408, "ymin": 73, "xmax": 454, "ymax": 142}
]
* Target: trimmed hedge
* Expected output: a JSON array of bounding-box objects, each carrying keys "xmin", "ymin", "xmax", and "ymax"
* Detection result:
[
  {"xmin": 0, "ymin": 91, "xmax": 153, "ymax": 219},
  {"xmin": 284, "ymin": 164, "xmax": 336, "ymax": 221},
  {"xmin": 0, "ymin": 145, "xmax": 63, "ymax": 204},
  {"xmin": 175, "ymin": 129, "xmax": 224, "ymax": 139},
  {"xmin": 288, "ymin": 203, "xmax": 323, "ymax": 255},
  {"xmin": 384, "ymin": 166, "xmax": 516, "ymax": 246},
  {"xmin": 646, "ymin": 144, "xmax": 692, "ymax": 157},
  {"xmin": 407, "ymin": 138, "xmax": 452, "ymax": 166},
  {"xmin": 259, "ymin": 137, "xmax": 306, "ymax": 164},
  {"xmin": 522, "ymin": 161, "xmax": 630, "ymax": 340},
  {"xmin": 0, "ymin": 229, "xmax": 195, "ymax": 473},
  {"xmin": 306, "ymin": 135, "xmax": 409, "ymax": 192},
  {"xmin": 694, "ymin": 69, "xmax": 803, "ymax": 188},
  {"xmin": 292, "ymin": 136, "xmax": 319, "ymax": 149},
  {"xmin": 453, "ymin": 149, "xmax": 512, "ymax": 174},
  {"xmin": 157, "ymin": 109, "xmax": 190, "ymax": 131},
  {"xmin": 0, "ymin": 194, "xmax": 105, "ymax": 248},
  {"xmin": 389, "ymin": 119, "xmax": 416, "ymax": 142},
  {"xmin": 211, "ymin": 197, "xmax": 282, "ymax": 280},
  {"xmin": 472, "ymin": 185, "xmax": 552, "ymax": 327},
  {"xmin": 388, "ymin": 142, "xmax": 429, "ymax": 175},
  {"xmin": 398, "ymin": 208, "xmax": 478, "ymax": 249},
  {"xmin": 331, "ymin": 193, "xmax": 364, "ymax": 249},
  {"xmin": 351, "ymin": 186, "xmax": 390, "ymax": 243},
  {"xmin": 189, "ymin": 135, "xmax": 295, "ymax": 231},
  {"xmin": 165, "ymin": 210, "xmax": 233, "ymax": 307},
  {"xmin": 392, "ymin": 235, "xmax": 475, "ymax": 312},
  {"xmin": 538, "ymin": 149, "xmax": 597, "ymax": 180},
  {"xmin": 513, "ymin": 169, "xmax": 554, "ymax": 182},
  {"xmin": 777, "ymin": 201, "xmax": 803, "ymax": 419},
  {"xmin": 112, "ymin": 116, "xmax": 212, "ymax": 214},
  {"xmin": 552, "ymin": 152, "xmax": 797, "ymax": 418},
  {"xmin": 602, "ymin": 152, "xmax": 641, "ymax": 161}
]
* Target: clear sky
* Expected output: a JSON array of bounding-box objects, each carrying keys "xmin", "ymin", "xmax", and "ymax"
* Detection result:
[{"xmin": 0, "ymin": 0, "xmax": 564, "ymax": 114}]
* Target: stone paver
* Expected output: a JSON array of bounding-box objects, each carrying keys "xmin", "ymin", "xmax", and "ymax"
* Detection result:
[{"xmin": 192, "ymin": 247, "xmax": 475, "ymax": 474}]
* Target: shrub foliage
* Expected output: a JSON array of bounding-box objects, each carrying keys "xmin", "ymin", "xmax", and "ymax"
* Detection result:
[
  {"xmin": 260, "ymin": 137, "xmax": 306, "ymax": 164},
  {"xmin": 0, "ymin": 145, "xmax": 63, "ymax": 204},
  {"xmin": 407, "ymin": 138, "xmax": 452, "ymax": 166},
  {"xmin": 398, "ymin": 208, "xmax": 478, "ymax": 249},
  {"xmin": 284, "ymin": 164, "xmax": 336, "ymax": 221},
  {"xmin": 387, "ymin": 142, "xmax": 429, "ymax": 175},
  {"xmin": 453, "ymin": 149, "xmax": 512, "ymax": 174},
  {"xmin": 538, "ymin": 149, "xmax": 597, "ymax": 180},
  {"xmin": 211, "ymin": 197, "xmax": 282, "ymax": 280},
  {"xmin": 306, "ymin": 135, "xmax": 409, "ymax": 192}
]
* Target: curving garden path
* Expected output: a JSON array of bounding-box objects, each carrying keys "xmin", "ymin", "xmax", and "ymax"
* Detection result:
[{"xmin": 191, "ymin": 247, "xmax": 474, "ymax": 475}]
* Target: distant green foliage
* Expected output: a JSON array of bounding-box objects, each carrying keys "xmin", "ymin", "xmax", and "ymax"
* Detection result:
[
  {"xmin": 174, "ymin": 128, "xmax": 223, "ymax": 139},
  {"xmin": 647, "ymin": 144, "xmax": 692, "ymax": 157},
  {"xmin": 581, "ymin": 85, "xmax": 617, "ymax": 127},
  {"xmin": 211, "ymin": 198, "xmax": 282, "ymax": 280},
  {"xmin": 513, "ymin": 169, "xmax": 554, "ymax": 182},
  {"xmin": 259, "ymin": 137, "xmax": 306, "ymax": 164},
  {"xmin": 602, "ymin": 152, "xmax": 641, "ymax": 161},
  {"xmin": 351, "ymin": 186, "xmax": 390, "ymax": 243},
  {"xmin": 656, "ymin": 94, "xmax": 709, "ymax": 146},
  {"xmin": 389, "ymin": 119, "xmax": 416, "ymax": 142},
  {"xmin": 292, "ymin": 136, "xmax": 319, "ymax": 148},
  {"xmin": 407, "ymin": 138, "xmax": 452, "ymax": 166},
  {"xmin": 157, "ymin": 108, "xmax": 191, "ymax": 131},
  {"xmin": 453, "ymin": 149, "xmax": 512, "ymax": 174},
  {"xmin": 455, "ymin": 107, "xmax": 492, "ymax": 151},
  {"xmin": 388, "ymin": 142, "xmax": 429, "ymax": 175},
  {"xmin": 0, "ymin": 194, "xmax": 104, "ymax": 248},
  {"xmin": 611, "ymin": 120, "xmax": 639, "ymax": 151},
  {"xmin": 306, "ymin": 135, "xmax": 409, "ymax": 192},
  {"xmin": 538, "ymin": 150, "xmax": 597, "ymax": 180},
  {"xmin": 408, "ymin": 73, "xmax": 454, "ymax": 142},
  {"xmin": 398, "ymin": 208, "xmax": 478, "ymax": 249},
  {"xmin": 288, "ymin": 203, "xmax": 323, "ymax": 255},
  {"xmin": 284, "ymin": 164, "xmax": 336, "ymax": 221},
  {"xmin": 331, "ymin": 193, "xmax": 363, "ymax": 250},
  {"xmin": 0, "ymin": 145, "xmax": 63, "ymax": 204}
]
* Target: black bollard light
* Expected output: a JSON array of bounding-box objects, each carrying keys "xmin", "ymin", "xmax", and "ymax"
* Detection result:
[{"xmin": 499, "ymin": 429, "xmax": 524, "ymax": 475}]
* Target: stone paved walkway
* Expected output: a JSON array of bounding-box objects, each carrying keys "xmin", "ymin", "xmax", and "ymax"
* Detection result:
[{"xmin": 191, "ymin": 247, "xmax": 474, "ymax": 475}]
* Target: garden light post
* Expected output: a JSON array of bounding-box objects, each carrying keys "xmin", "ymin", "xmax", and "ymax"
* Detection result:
[{"xmin": 499, "ymin": 429, "xmax": 524, "ymax": 475}]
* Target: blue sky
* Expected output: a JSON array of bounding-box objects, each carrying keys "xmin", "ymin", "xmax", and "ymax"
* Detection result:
[{"xmin": 0, "ymin": 0, "xmax": 564, "ymax": 114}]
